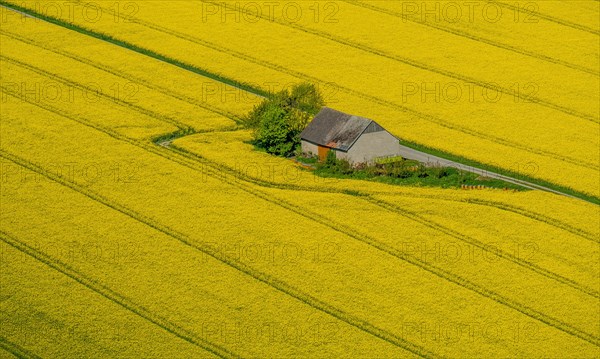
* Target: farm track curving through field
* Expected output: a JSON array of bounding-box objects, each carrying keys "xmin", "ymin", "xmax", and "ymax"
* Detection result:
[
  {"xmin": 4, "ymin": 43, "xmax": 598, "ymax": 272},
  {"xmin": 344, "ymin": 0, "xmax": 600, "ymax": 76},
  {"xmin": 3, "ymin": 28, "xmax": 598, "ymax": 241},
  {"xmin": 167, "ymin": 144, "xmax": 600, "ymax": 299},
  {"xmin": 208, "ymin": 0, "xmax": 599, "ymax": 123},
  {"xmin": 4, "ymin": 55, "xmax": 599, "ymax": 298},
  {"xmin": 6, "ymin": 28, "xmax": 598, "ymax": 245},
  {"xmin": 0, "ymin": 1, "xmax": 597, "ymax": 205},
  {"xmin": 3, "ymin": 56, "xmax": 597, "ymax": 301},
  {"xmin": 3, "ymin": 5, "xmax": 600, "ymax": 349},
  {"xmin": 0, "ymin": 230, "xmax": 237, "ymax": 359},
  {"xmin": 3, "ymin": 91, "xmax": 599, "ymax": 349},
  {"xmin": 4, "ymin": 41, "xmax": 597, "ymax": 240},
  {"xmin": 170, "ymin": 140, "xmax": 600, "ymax": 244}
]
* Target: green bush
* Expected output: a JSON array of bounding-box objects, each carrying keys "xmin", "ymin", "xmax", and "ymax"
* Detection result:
[
  {"xmin": 289, "ymin": 82, "xmax": 325, "ymax": 115},
  {"xmin": 389, "ymin": 166, "xmax": 414, "ymax": 179},
  {"xmin": 431, "ymin": 166, "xmax": 451, "ymax": 179},
  {"xmin": 322, "ymin": 150, "xmax": 353, "ymax": 175},
  {"xmin": 246, "ymin": 82, "xmax": 325, "ymax": 157},
  {"xmin": 364, "ymin": 164, "xmax": 383, "ymax": 177},
  {"xmin": 254, "ymin": 102, "xmax": 294, "ymax": 156},
  {"xmin": 325, "ymin": 149, "xmax": 337, "ymax": 167}
]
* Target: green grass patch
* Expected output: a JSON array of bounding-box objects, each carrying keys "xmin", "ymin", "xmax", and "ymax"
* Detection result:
[
  {"xmin": 311, "ymin": 152, "xmax": 526, "ymax": 191},
  {"xmin": 295, "ymin": 155, "xmax": 319, "ymax": 165}
]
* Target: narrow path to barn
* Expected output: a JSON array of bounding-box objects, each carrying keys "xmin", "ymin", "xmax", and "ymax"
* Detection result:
[{"xmin": 396, "ymin": 144, "xmax": 578, "ymax": 199}]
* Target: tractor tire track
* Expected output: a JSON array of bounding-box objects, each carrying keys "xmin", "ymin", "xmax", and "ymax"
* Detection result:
[
  {"xmin": 1, "ymin": 55, "xmax": 192, "ymax": 132},
  {"xmin": 3, "ymin": 93, "xmax": 599, "ymax": 349},
  {"xmin": 209, "ymin": 0, "xmax": 599, "ymax": 123},
  {"xmin": 0, "ymin": 30, "xmax": 248, "ymax": 124},
  {"xmin": 377, "ymin": 193, "xmax": 599, "ymax": 244},
  {"xmin": 0, "ymin": 336, "xmax": 42, "ymax": 359},
  {"xmin": 366, "ymin": 196, "xmax": 600, "ymax": 298},
  {"xmin": 84, "ymin": 1, "xmax": 599, "ymax": 171},
  {"xmin": 0, "ymin": 231, "xmax": 236, "ymax": 359},
  {"xmin": 344, "ymin": 0, "xmax": 599, "ymax": 76},
  {"xmin": 494, "ymin": 1, "xmax": 600, "ymax": 36}
]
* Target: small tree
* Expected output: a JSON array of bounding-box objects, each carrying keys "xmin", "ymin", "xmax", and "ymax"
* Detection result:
[
  {"xmin": 254, "ymin": 102, "xmax": 294, "ymax": 156},
  {"xmin": 288, "ymin": 82, "xmax": 325, "ymax": 114},
  {"xmin": 246, "ymin": 83, "xmax": 325, "ymax": 157}
]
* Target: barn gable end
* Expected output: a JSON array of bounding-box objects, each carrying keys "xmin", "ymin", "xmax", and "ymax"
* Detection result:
[{"xmin": 362, "ymin": 121, "xmax": 384, "ymax": 134}]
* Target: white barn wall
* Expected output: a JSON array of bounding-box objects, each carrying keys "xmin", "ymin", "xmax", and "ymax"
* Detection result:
[
  {"xmin": 334, "ymin": 149, "xmax": 349, "ymax": 162},
  {"xmin": 340, "ymin": 131, "xmax": 401, "ymax": 164},
  {"xmin": 301, "ymin": 140, "xmax": 318, "ymax": 156}
]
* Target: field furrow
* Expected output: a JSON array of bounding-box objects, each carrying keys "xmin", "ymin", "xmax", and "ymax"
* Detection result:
[
  {"xmin": 343, "ymin": 0, "xmax": 599, "ymax": 75},
  {"xmin": 1, "ymin": 231, "xmax": 228, "ymax": 358}
]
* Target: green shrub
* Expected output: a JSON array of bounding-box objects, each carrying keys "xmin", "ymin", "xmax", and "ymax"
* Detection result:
[
  {"xmin": 364, "ymin": 165, "xmax": 383, "ymax": 177},
  {"xmin": 390, "ymin": 166, "xmax": 414, "ymax": 179},
  {"xmin": 288, "ymin": 82, "xmax": 325, "ymax": 115},
  {"xmin": 322, "ymin": 151, "xmax": 353, "ymax": 175},
  {"xmin": 246, "ymin": 83, "xmax": 325, "ymax": 157},
  {"xmin": 431, "ymin": 166, "xmax": 451, "ymax": 179},
  {"xmin": 254, "ymin": 102, "xmax": 295, "ymax": 156}
]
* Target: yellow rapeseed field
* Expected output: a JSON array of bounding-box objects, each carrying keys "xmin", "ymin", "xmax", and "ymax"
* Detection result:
[
  {"xmin": 3, "ymin": 68, "xmax": 598, "ymax": 357},
  {"xmin": 174, "ymin": 131, "xmax": 600, "ymax": 335},
  {"xmin": 1, "ymin": 1, "xmax": 599, "ymax": 358},
  {"xmin": 360, "ymin": 0, "xmax": 599, "ymax": 72},
  {"xmin": 6, "ymin": 0, "xmax": 597, "ymax": 195}
]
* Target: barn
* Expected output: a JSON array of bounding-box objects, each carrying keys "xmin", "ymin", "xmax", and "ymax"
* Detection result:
[{"xmin": 300, "ymin": 107, "xmax": 402, "ymax": 165}]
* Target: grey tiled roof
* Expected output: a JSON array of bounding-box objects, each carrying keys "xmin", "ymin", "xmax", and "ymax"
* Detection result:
[{"xmin": 299, "ymin": 107, "xmax": 373, "ymax": 151}]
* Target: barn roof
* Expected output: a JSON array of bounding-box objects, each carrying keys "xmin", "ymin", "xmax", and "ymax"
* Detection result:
[{"xmin": 300, "ymin": 107, "xmax": 374, "ymax": 151}]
